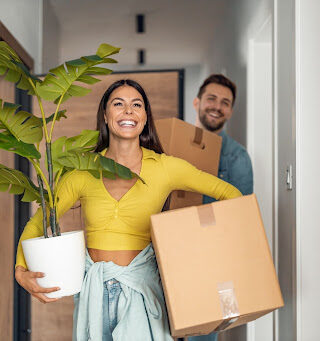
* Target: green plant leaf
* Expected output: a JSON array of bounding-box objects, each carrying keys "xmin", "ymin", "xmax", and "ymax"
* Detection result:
[
  {"xmin": 114, "ymin": 162, "xmax": 133, "ymax": 179},
  {"xmin": 99, "ymin": 155, "xmax": 116, "ymax": 173},
  {"xmin": 0, "ymin": 42, "xmax": 40, "ymax": 95},
  {"xmin": 57, "ymin": 151, "xmax": 142, "ymax": 182},
  {"xmin": 86, "ymin": 67, "xmax": 112, "ymax": 75},
  {"xmin": 0, "ymin": 99, "xmax": 43, "ymax": 143},
  {"xmin": 0, "ymin": 164, "xmax": 43, "ymax": 203},
  {"xmin": 57, "ymin": 152, "xmax": 101, "ymax": 171},
  {"xmin": 36, "ymin": 43, "xmax": 120, "ymax": 104},
  {"xmin": 88, "ymin": 170, "xmax": 101, "ymax": 179},
  {"xmin": 45, "ymin": 110, "xmax": 67, "ymax": 124},
  {"xmin": 51, "ymin": 129, "xmax": 140, "ymax": 182},
  {"xmin": 76, "ymin": 75, "xmax": 101, "ymax": 85},
  {"xmin": 51, "ymin": 130, "xmax": 99, "ymax": 173},
  {"xmin": 102, "ymin": 170, "xmax": 116, "ymax": 180},
  {"xmin": 100, "ymin": 155, "xmax": 144, "ymax": 183},
  {"xmin": 0, "ymin": 133, "xmax": 41, "ymax": 159},
  {"xmin": 96, "ymin": 44, "xmax": 121, "ymax": 58},
  {"xmin": 64, "ymin": 130, "xmax": 99, "ymax": 151}
]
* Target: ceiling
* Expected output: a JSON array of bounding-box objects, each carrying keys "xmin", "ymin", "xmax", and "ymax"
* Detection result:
[{"xmin": 48, "ymin": 0, "xmax": 223, "ymax": 67}]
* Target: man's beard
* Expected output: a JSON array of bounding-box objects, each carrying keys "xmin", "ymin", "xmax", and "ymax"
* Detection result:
[{"xmin": 199, "ymin": 109, "xmax": 226, "ymax": 132}]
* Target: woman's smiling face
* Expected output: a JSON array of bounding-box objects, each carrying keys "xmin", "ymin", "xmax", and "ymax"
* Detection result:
[{"xmin": 105, "ymin": 85, "xmax": 147, "ymax": 140}]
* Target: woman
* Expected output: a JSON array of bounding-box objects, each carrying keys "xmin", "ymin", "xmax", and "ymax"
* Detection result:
[{"xmin": 15, "ymin": 79, "xmax": 242, "ymax": 340}]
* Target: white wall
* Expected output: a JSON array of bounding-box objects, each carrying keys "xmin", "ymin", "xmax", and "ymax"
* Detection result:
[
  {"xmin": 202, "ymin": 1, "xmax": 273, "ymax": 341},
  {"xmin": 0, "ymin": 0, "xmax": 43, "ymax": 73},
  {"xmin": 203, "ymin": 0, "xmax": 272, "ymax": 147},
  {"xmin": 296, "ymin": 1, "xmax": 320, "ymax": 340},
  {"xmin": 42, "ymin": 0, "xmax": 60, "ymax": 73},
  {"xmin": 184, "ymin": 64, "xmax": 203, "ymax": 124},
  {"xmin": 274, "ymin": 1, "xmax": 297, "ymax": 340},
  {"xmin": 52, "ymin": 0, "xmax": 220, "ymax": 67},
  {"xmin": 107, "ymin": 63, "xmax": 204, "ymax": 124}
]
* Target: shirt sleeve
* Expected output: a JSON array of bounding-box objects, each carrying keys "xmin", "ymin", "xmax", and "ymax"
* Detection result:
[
  {"xmin": 162, "ymin": 154, "xmax": 242, "ymax": 200},
  {"xmin": 228, "ymin": 150, "xmax": 254, "ymax": 195},
  {"xmin": 15, "ymin": 170, "xmax": 85, "ymax": 269}
]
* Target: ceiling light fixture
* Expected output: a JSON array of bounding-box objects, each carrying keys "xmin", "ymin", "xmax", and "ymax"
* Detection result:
[
  {"xmin": 136, "ymin": 14, "xmax": 145, "ymax": 33},
  {"xmin": 138, "ymin": 49, "xmax": 145, "ymax": 65}
]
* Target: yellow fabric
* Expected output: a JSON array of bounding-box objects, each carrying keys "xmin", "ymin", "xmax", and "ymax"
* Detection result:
[{"xmin": 15, "ymin": 147, "xmax": 242, "ymax": 269}]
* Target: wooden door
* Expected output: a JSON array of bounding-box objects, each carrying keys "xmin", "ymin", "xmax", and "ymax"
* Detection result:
[
  {"xmin": 0, "ymin": 78, "xmax": 15, "ymax": 341},
  {"xmin": 31, "ymin": 70, "xmax": 182, "ymax": 340}
]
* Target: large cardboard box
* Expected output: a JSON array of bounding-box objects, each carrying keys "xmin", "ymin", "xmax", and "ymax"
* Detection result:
[
  {"xmin": 150, "ymin": 194, "xmax": 284, "ymax": 338},
  {"xmin": 155, "ymin": 118, "xmax": 222, "ymax": 209}
]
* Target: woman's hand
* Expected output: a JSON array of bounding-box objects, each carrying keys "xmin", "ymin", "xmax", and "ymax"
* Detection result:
[{"xmin": 15, "ymin": 266, "xmax": 61, "ymax": 304}]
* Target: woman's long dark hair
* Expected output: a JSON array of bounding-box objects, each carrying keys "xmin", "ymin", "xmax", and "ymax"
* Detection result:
[
  {"xmin": 95, "ymin": 79, "xmax": 170, "ymax": 210},
  {"xmin": 95, "ymin": 79, "xmax": 164, "ymax": 154}
]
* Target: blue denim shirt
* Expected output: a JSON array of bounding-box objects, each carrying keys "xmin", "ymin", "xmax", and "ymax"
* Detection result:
[{"xmin": 203, "ymin": 130, "xmax": 253, "ymax": 204}]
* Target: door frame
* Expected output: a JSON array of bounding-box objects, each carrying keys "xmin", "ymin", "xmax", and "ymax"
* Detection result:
[{"xmin": 246, "ymin": 15, "xmax": 275, "ymax": 341}]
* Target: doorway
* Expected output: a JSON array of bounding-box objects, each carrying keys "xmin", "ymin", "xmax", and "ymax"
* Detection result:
[{"xmin": 246, "ymin": 16, "xmax": 274, "ymax": 341}]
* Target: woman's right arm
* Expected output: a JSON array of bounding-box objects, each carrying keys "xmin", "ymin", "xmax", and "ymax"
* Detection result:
[
  {"xmin": 15, "ymin": 170, "xmax": 86, "ymax": 303},
  {"xmin": 162, "ymin": 154, "xmax": 242, "ymax": 200}
]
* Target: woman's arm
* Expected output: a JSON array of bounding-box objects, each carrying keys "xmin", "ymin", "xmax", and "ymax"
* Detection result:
[
  {"xmin": 15, "ymin": 170, "xmax": 86, "ymax": 303},
  {"xmin": 162, "ymin": 154, "xmax": 242, "ymax": 200}
]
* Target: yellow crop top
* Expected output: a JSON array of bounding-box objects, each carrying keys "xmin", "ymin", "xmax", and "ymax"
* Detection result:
[{"xmin": 15, "ymin": 147, "xmax": 242, "ymax": 269}]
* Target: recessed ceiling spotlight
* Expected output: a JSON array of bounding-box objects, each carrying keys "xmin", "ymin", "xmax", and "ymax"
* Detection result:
[
  {"xmin": 138, "ymin": 49, "xmax": 145, "ymax": 65},
  {"xmin": 136, "ymin": 14, "xmax": 145, "ymax": 33}
]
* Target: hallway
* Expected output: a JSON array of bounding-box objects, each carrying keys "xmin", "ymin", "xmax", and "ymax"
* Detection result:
[{"xmin": 0, "ymin": 0, "xmax": 319, "ymax": 340}]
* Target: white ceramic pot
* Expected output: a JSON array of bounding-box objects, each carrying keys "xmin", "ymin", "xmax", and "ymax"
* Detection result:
[{"xmin": 22, "ymin": 230, "xmax": 86, "ymax": 298}]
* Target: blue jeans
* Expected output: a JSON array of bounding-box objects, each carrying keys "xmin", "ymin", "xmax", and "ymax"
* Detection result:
[
  {"xmin": 102, "ymin": 279, "xmax": 122, "ymax": 339},
  {"xmin": 74, "ymin": 278, "xmax": 123, "ymax": 340}
]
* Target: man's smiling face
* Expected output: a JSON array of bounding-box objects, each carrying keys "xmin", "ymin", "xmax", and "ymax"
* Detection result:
[{"xmin": 194, "ymin": 83, "xmax": 234, "ymax": 133}]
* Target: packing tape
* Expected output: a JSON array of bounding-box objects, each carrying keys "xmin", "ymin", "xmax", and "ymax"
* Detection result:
[
  {"xmin": 214, "ymin": 281, "xmax": 240, "ymax": 332},
  {"xmin": 191, "ymin": 127, "xmax": 205, "ymax": 149},
  {"xmin": 197, "ymin": 205, "xmax": 216, "ymax": 227}
]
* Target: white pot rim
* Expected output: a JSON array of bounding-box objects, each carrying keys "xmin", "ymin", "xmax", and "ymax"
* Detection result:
[{"xmin": 22, "ymin": 230, "xmax": 83, "ymax": 245}]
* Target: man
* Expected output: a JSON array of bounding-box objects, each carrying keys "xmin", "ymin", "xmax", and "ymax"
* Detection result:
[
  {"xmin": 194, "ymin": 74, "xmax": 253, "ymax": 203},
  {"xmin": 188, "ymin": 74, "xmax": 253, "ymax": 341}
]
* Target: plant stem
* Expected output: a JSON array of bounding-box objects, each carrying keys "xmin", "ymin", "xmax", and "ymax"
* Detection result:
[
  {"xmin": 54, "ymin": 168, "xmax": 63, "ymax": 204},
  {"xmin": 37, "ymin": 174, "xmax": 48, "ymax": 238},
  {"xmin": 27, "ymin": 79, "xmax": 50, "ymax": 143},
  {"xmin": 38, "ymin": 98, "xmax": 50, "ymax": 142},
  {"xmin": 49, "ymin": 95, "xmax": 64, "ymax": 141},
  {"xmin": 46, "ymin": 142, "xmax": 54, "ymax": 190},
  {"xmin": 49, "ymin": 207, "xmax": 57, "ymax": 237},
  {"xmin": 46, "ymin": 142, "xmax": 61, "ymax": 236},
  {"xmin": 29, "ymin": 159, "xmax": 54, "ymax": 208},
  {"xmin": 29, "ymin": 79, "xmax": 60, "ymax": 236},
  {"xmin": 53, "ymin": 168, "xmax": 63, "ymax": 236}
]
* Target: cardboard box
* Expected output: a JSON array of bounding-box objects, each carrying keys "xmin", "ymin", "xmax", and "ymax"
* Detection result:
[
  {"xmin": 155, "ymin": 118, "xmax": 222, "ymax": 209},
  {"xmin": 150, "ymin": 194, "xmax": 284, "ymax": 338}
]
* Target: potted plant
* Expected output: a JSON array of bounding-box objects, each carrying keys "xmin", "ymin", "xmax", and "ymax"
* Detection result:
[{"xmin": 0, "ymin": 42, "xmax": 140, "ymax": 298}]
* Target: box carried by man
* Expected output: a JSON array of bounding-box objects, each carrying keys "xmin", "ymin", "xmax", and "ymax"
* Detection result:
[
  {"xmin": 155, "ymin": 117, "xmax": 222, "ymax": 209},
  {"xmin": 150, "ymin": 194, "xmax": 284, "ymax": 338}
]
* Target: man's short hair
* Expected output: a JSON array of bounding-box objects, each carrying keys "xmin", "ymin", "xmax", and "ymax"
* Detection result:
[{"xmin": 197, "ymin": 74, "xmax": 237, "ymax": 105}]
